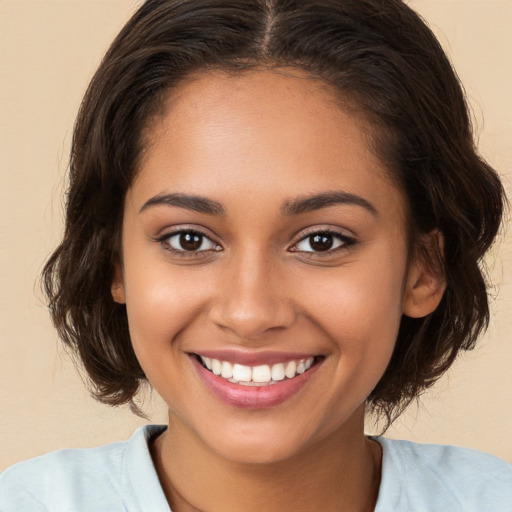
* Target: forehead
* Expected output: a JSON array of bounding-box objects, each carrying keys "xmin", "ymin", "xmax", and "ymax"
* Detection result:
[{"xmin": 132, "ymin": 68, "xmax": 405, "ymax": 221}]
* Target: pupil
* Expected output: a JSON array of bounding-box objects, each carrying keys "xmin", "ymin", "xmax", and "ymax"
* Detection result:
[
  {"xmin": 310, "ymin": 233, "xmax": 333, "ymax": 251},
  {"xmin": 180, "ymin": 232, "xmax": 202, "ymax": 251}
]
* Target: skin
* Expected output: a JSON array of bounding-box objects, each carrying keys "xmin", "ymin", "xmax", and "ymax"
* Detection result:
[{"xmin": 112, "ymin": 69, "xmax": 444, "ymax": 512}]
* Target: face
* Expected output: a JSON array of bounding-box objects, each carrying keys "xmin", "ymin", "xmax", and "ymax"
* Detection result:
[{"xmin": 114, "ymin": 69, "xmax": 435, "ymax": 464}]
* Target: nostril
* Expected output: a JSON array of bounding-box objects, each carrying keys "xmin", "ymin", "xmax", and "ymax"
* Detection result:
[{"xmin": 209, "ymin": 297, "xmax": 297, "ymax": 340}]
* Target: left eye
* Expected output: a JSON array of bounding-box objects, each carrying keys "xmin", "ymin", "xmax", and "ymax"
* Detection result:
[
  {"xmin": 294, "ymin": 232, "xmax": 350, "ymax": 253},
  {"xmin": 164, "ymin": 231, "xmax": 219, "ymax": 252}
]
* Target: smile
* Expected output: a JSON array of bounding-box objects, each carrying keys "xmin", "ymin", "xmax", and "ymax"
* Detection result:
[
  {"xmin": 192, "ymin": 352, "xmax": 323, "ymax": 409},
  {"xmin": 198, "ymin": 356, "xmax": 315, "ymax": 386}
]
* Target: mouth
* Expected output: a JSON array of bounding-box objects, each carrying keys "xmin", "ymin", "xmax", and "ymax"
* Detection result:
[
  {"xmin": 191, "ymin": 352, "xmax": 323, "ymax": 409},
  {"xmin": 196, "ymin": 354, "xmax": 317, "ymax": 386}
]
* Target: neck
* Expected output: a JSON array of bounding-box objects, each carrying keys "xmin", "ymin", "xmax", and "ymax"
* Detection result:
[{"xmin": 151, "ymin": 408, "xmax": 382, "ymax": 512}]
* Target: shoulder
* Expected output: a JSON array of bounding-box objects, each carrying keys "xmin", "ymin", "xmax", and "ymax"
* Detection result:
[
  {"xmin": 375, "ymin": 437, "xmax": 512, "ymax": 512},
  {"xmin": 0, "ymin": 425, "xmax": 168, "ymax": 512}
]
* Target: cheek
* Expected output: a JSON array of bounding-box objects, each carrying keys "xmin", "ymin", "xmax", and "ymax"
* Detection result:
[
  {"xmin": 300, "ymin": 251, "xmax": 407, "ymax": 364},
  {"xmin": 122, "ymin": 259, "xmax": 210, "ymax": 360},
  {"xmin": 308, "ymin": 263, "xmax": 404, "ymax": 321},
  {"xmin": 122, "ymin": 263, "xmax": 215, "ymax": 407}
]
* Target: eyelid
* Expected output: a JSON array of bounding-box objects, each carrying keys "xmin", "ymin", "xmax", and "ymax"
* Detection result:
[
  {"xmin": 289, "ymin": 227, "xmax": 357, "ymax": 255},
  {"xmin": 155, "ymin": 226, "xmax": 222, "ymax": 255}
]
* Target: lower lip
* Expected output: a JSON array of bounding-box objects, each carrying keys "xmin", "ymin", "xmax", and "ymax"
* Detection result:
[{"xmin": 191, "ymin": 357, "xmax": 320, "ymax": 409}]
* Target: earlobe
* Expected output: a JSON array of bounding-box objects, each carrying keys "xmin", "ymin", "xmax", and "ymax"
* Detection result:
[
  {"xmin": 111, "ymin": 264, "xmax": 126, "ymax": 304},
  {"xmin": 403, "ymin": 232, "xmax": 446, "ymax": 319}
]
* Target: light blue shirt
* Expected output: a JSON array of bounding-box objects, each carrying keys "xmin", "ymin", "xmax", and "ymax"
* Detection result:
[{"xmin": 1, "ymin": 425, "xmax": 511, "ymax": 511}]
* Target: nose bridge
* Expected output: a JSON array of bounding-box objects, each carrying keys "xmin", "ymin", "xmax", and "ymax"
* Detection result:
[{"xmin": 210, "ymin": 246, "xmax": 295, "ymax": 339}]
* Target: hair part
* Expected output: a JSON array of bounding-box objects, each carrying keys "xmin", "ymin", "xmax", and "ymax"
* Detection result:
[{"xmin": 43, "ymin": 0, "xmax": 505, "ymax": 426}]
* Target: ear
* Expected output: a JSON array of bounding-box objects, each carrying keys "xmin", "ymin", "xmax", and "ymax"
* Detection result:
[
  {"xmin": 111, "ymin": 263, "xmax": 126, "ymax": 304},
  {"xmin": 403, "ymin": 231, "xmax": 446, "ymax": 318}
]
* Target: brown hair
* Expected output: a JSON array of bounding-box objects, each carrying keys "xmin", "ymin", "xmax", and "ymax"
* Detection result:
[{"xmin": 43, "ymin": 0, "xmax": 505, "ymax": 424}]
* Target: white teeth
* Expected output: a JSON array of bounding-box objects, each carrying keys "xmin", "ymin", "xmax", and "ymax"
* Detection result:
[
  {"xmin": 271, "ymin": 363, "xmax": 285, "ymax": 381},
  {"xmin": 221, "ymin": 361, "xmax": 233, "ymax": 379},
  {"xmin": 232, "ymin": 363, "xmax": 252, "ymax": 382},
  {"xmin": 284, "ymin": 361, "xmax": 296, "ymax": 378},
  {"xmin": 211, "ymin": 358, "xmax": 222, "ymax": 375},
  {"xmin": 252, "ymin": 364, "xmax": 271, "ymax": 383},
  {"xmin": 199, "ymin": 356, "xmax": 316, "ymax": 384}
]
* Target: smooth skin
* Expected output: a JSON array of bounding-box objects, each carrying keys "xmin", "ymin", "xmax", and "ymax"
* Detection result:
[{"xmin": 112, "ymin": 69, "xmax": 445, "ymax": 512}]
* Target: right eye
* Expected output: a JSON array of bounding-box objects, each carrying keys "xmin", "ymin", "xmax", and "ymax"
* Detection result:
[{"xmin": 160, "ymin": 230, "xmax": 220, "ymax": 254}]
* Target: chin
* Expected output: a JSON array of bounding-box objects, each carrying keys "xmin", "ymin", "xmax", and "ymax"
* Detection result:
[{"xmin": 209, "ymin": 430, "xmax": 311, "ymax": 465}]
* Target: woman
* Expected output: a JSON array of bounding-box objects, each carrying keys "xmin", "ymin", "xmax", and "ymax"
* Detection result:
[{"xmin": 1, "ymin": 1, "xmax": 510, "ymax": 510}]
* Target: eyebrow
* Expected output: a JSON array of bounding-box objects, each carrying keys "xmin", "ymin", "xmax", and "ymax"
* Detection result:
[
  {"xmin": 140, "ymin": 193, "xmax": 225, "ymax": 215},
  {"xmin": 139, "ymin": 190, "xmax": 377, "ymax": 217},
  {"xmin": 281, "ymin": 191, "xmax": 378, "ymax": 216}
]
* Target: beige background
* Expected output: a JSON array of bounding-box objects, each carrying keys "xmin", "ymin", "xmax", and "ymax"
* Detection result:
[{"xmin": 1, "ymin": 0, "xmax": 511, "ymax": 471}]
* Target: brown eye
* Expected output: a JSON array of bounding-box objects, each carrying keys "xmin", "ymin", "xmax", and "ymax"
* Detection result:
[
  {"xmin": 309, "ymin": 233, "xmax": 334, "ymax": 252},
  {"xmin": 179, "ymin": 232, "xmax": 202, "ymax": 251},
  {"xmin": 293, "ymin": 230, "xmax": 354, "ymax": 254},
  {"xmin": 163, "ymin": 230, "xmax": 219, "ymax": 253}
]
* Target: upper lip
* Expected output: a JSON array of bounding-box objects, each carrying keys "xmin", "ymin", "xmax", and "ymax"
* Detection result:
[{"xmin": 188, "ymin": 350, "xmax": 321, "ymax": 366}]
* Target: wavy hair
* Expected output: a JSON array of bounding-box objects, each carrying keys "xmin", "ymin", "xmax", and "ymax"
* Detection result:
[{"xmin": 43, "ymin": 0, "xmax": 505, "ymax": 424}]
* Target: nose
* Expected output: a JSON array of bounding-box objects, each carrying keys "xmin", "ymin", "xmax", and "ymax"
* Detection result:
[{"xmin": 209, "ymin": 250, "xmax": 296, "ymax": 340}]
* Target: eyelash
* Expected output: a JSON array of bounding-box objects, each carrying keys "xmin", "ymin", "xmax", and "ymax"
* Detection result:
[
  {"xmin": 156, "ymin": 228, "xmax": 221, "ymax": 257},
  {"xmin": 290, "ymin": 228, "xmax": 356, "ymax": 258},
  {"xmin": 156, "ymin": 227, "xmax": 356, "ymax": 258}
]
